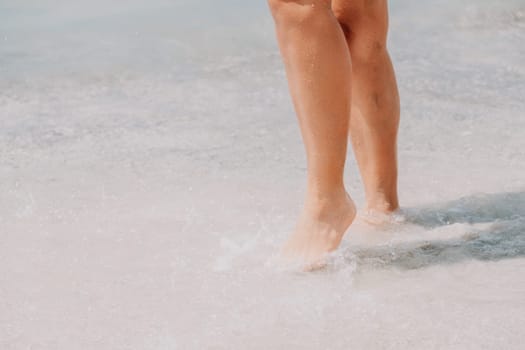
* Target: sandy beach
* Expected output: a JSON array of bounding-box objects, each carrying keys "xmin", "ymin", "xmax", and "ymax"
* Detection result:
[{"xmin": 1, "ymin": 0, "xmax": 525, "ymax": 348}]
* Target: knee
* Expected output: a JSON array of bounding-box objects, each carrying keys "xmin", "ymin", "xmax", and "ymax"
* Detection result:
[
  {"xmin": 268, "ymin": 0, "xmax": 331, "ymax": 26},
  {"xmin": 351, "ymin": 35, "xmax": 388, "ymax": 65},
  {"xmin": 333, "ymin": 0, "xmax": 388, "ymax": 31},
  {"xmin": 333, "ymin": 0, "xmax": 389, "ymax": 62}
]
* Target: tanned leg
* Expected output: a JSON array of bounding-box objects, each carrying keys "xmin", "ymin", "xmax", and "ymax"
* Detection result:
[
  {"xmin": 268, "ymin": 0, "xmax": 356, "ymax": 264},
  {"xmin": 333, "ymin": 0, "xmax": 400, "ymax": 214}
]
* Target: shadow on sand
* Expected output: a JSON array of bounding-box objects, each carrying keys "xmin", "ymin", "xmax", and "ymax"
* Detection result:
[{"xmin": 345, "ymin": 191, "xmax": 525, "ymax": 270}]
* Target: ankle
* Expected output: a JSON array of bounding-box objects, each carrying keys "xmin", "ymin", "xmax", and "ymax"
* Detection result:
[
  {"xmin": 365, "ymin": 193, "xmax": 399, "ymax": 213},
  {"xmin": 304, "ymin": 186, "xmax": 353, "ymax": 215}
]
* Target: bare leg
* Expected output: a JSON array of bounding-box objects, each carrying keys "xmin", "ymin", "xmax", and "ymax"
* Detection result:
[
  {"xmin": 268, "ymin": 0, "xmax": 356, "ymax": 264},
  {"xmin": 334, "ymin": 0, "xmax": 400, "ymax": 214}
]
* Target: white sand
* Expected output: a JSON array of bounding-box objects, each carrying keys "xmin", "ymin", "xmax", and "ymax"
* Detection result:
[{"xmin": 1, "ymin": 0, "xmax": 525, "ymax": 349}]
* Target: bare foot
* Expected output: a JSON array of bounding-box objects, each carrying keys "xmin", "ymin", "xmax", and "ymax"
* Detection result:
[
  {"xmin": 281, "ymin": 189, "xmax": 356, "ymax": 268},
  {"xmin": 358, "ymin": 208, "xmax": 405, "ymax": 227},
  {"xmin": 359, "ymin": 195, "xmax": 403, "ymax": 227}
]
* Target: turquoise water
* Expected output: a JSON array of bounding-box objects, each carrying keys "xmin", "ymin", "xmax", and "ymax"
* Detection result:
[{"xmin": 1, "ymin": 1, "xmax": 525, "ymax": 349}]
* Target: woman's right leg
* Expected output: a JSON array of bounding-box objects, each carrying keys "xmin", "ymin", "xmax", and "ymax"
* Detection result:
[
  {"xmin": 333, "ymin": 0, "xmax": 400, "ymax": 215},
  {"xmin": 268, "ymin": 0, "xmax": 356, "ymax": 263}
]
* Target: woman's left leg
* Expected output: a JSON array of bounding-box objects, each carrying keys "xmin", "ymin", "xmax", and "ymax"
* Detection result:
[{"xmin": 268, "ymin": 0, "xmax": 356, "ymax": 264}]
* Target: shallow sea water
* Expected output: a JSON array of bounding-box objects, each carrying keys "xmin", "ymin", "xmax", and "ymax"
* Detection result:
[{"xmin": 1, "ymin": 0, "xmax": 525, "ymax": 349}]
